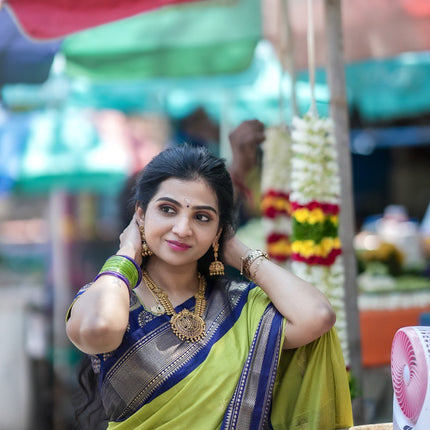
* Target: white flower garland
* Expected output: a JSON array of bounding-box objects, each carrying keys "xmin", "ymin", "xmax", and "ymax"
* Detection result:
[
  {"xmin": 261, "ymin": 126, "xmax": 292, "ymax": 192},
  {"xmin": 261, "ymin": 126, "xmax": 292, "ymax": 266},
  {"xmin": 290, "ymin": 113, "xmax": 350, "ymax": 366},
  {"xmin": 290, "ymin": 115, "xmax": 340, "ymax": 204}
]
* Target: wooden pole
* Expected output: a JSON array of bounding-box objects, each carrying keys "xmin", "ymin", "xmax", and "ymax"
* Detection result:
[{"xmin": 323, "ymin": 0, "xmax": 364, "ymax": 423}]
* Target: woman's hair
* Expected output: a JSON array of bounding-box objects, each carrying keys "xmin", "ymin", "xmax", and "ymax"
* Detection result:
[
  {"xmin": 72, "ymin": 355, "xmax": 108, "ymax": 430},
  {"xmin": 132, "ymin": 144, "xmax": 237, "ymax": 278}
]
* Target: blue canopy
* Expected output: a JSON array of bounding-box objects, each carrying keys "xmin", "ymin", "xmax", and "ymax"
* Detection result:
[{"xmin": 0, "ymin": 8, "xmax": 61, "ymax": 86}]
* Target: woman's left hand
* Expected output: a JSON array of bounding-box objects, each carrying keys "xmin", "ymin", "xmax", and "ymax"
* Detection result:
[{"xmin": 221, "ymin": 233, "xmax": 336, "ymax": 349}]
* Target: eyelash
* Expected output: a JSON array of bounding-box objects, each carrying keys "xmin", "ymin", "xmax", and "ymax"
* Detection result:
[
  {"xmin": 159, "ymin": 205, "xmax": 211, "ymax": 222},
  {"xmin": 196, "ymin": 213, "xmax": 210, "ymax": 222},
  {"xmin": 160, "ymin": 205, "xmax": 175, "ymax": 214}
]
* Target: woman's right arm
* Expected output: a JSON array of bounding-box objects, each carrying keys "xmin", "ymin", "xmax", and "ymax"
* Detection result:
[{"xmin": 66, "ymin": 214, "xmax": 142, "ymax": 355}]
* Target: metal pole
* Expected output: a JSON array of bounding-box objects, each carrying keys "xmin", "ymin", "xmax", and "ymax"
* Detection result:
[
  {"xmin": 324, "ymin": 0, "xmax": 364, "ymax": 423},
  {"xmin": 50, "ymin": 190, "xmax": 73, "ymax": 430}
]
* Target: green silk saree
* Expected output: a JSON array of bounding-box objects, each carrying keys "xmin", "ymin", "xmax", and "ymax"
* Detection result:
[{"xmin": 70, "ymin": 278, "xmax": 353, "ymax": 429}]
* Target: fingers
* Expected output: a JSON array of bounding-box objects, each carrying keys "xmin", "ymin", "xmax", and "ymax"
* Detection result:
[{"xmin": 229, "ymin": 119, "xmax": 266, "ymax": 149}]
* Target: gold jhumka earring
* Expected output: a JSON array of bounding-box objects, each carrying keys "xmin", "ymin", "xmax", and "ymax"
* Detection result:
[
  {"xmin": 209, "ymin": 241, "xmax": 224, "ymax": 276},
  {"xmin": 139, "ymin": 225, "xmax": 153, "ymax": 257}
]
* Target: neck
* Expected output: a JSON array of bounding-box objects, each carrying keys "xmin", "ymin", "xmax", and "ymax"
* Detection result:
[{"xmin": 144, "ymin": 258, "xmax": 199, "ymax": 296}]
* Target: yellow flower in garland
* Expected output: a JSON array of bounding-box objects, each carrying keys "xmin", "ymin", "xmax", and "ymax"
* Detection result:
[
  {"xmin": 307, "ymin": 208, "xmax": 325, "ymax": 224},
  {"xmin": 293, "ymin": 208, "xmax": 310, "ymax": 223},
  {"xmin": 293, "ymin": 207, "xmax": 338, "ymax": 225},
  {"xmin": 292, "ymin": 237, "xmax": 341, "ymax": 258},
  {"xmin": 261, "ymin": 192, "xmax": 291, "ymax": 217},
  {"xmin": 267, "ymin": 238, "xmax": 292, "ymax": 259},
  {"xmin": 292, "ymin": 240, "xmax": 314, "ymax": 257}
]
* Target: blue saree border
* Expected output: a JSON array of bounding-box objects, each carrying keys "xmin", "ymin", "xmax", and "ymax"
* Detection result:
[
  {"xmin": 221, "ymin": 304, "xmax": 284, "ymax": 430},
  {"xmin": 250, "ymin": 309, "xmax": 283, "ymax": 430}
]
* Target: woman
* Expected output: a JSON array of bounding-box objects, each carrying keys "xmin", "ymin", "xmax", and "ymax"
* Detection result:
[{"xmin": 66, "ymin": 144, "xmax": 353, "ymax": 429}]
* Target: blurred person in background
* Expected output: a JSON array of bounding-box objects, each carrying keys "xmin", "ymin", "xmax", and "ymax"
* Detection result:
[
  {"xmin": 66, "ymin": 144, "xmax": 352, "ymax": 429},
  {"xmin": 228, "ymin": 119, "xmax": 265, "ymax": 226}
]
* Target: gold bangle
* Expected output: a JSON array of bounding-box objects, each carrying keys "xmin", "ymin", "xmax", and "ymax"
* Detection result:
[
  {"xmin": 240, "ymin": 249, "xmax": 269, "ymax": 280},
  {"xmin": 250, "ymin": 255, "xmax": 268, "ymax": 281}
]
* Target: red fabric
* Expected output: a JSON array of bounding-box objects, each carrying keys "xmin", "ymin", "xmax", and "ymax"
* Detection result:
[{"xmin": 5, "ymin": 0, "xmax": 203, "ymax": 40}]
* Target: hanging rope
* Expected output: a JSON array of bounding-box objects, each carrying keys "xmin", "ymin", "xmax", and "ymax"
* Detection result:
[
  {"xmin": 307, "ymin": 0, "xmax": 317, "ymax": 116},
  {"xmin": 279, "ymin": 0, "xmax": 298, "ymax": 124},
  {"xmin": 284, "ymin": 0, "xmax": 298, "ymax": 118},
  {"xmin": 277, "ymin": 0, "xmax": 286, "ymax": 125}
]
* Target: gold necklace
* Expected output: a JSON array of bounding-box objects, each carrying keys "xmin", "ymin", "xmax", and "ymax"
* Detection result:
[
  {"xmin": 135, "ymin": 286, "xmax": 166, "ymax": 315},
  {"xmin": 142, "ymin": 271, "xmax": 207, "ymax": 342}
]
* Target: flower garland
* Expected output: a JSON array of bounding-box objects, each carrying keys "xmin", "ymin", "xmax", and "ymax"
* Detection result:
[
  {"xmin": 261, "ymin": 126, "xmax": 292, "ymax": 265},
  {"xmin": 290, "ymin": 113, "xmax": 350, "ymax": 366}
]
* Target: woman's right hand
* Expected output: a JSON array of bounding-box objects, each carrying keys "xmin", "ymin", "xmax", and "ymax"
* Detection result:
[
  {"xmin": 66, "ymin": 213, "xmax": 140, "ymax": 355},
  {"xmin": 117, "ymin": 213, "xmax": 142, "ymax": 265}
]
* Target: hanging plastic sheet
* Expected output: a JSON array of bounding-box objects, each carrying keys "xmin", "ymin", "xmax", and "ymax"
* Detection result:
[
  {"xmin": 2, "ymin": 0, "xmax": 206, "ymax": 40},
  {"xmin": 0, "ymin": 9, "xmax": 61, "ymax": 85}
]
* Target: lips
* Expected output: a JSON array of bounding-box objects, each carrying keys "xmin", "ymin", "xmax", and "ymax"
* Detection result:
[{"xmin": 166, "ymin": 240, "xmax": 191, "ymax": 251}]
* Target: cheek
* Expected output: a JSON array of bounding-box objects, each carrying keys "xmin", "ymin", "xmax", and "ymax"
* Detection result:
[{"xmin": 144, "ymin": 215, "xmax": 165, "ymax": 242}]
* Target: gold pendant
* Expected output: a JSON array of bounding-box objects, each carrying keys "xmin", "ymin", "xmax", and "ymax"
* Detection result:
[
  {"xmin": 170, "ymin": 309, "xmax": 206, "ymax": 342},
  {"xmin": 150, "ymin": 304, "xmax": 165, "ymax": 315}
]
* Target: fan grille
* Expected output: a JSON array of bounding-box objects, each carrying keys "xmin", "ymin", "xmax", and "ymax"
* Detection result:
[{"xmin": 391, "ymin": 327, "xmax": 429, "ymax": 423}]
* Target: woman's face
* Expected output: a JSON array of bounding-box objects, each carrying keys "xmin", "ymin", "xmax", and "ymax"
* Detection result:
[{"xmin": 137, "ymin": 177, "xmax": 221, "ymax": 267}]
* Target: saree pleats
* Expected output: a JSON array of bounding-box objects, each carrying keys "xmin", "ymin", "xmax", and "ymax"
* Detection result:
[{"xmin": 271, "ymin": 328, "xmax": 354, "ymax": 429}]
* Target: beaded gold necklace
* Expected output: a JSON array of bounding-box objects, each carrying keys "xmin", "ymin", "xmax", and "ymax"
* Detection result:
[{"xmin": 141, "ymin": 271, "xmax": 207, "ymax": 342}]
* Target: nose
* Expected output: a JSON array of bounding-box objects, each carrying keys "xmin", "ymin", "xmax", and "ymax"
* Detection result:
[{"xmin": 172, "ymin": 215, "xmax": 192, "ymax": 237}]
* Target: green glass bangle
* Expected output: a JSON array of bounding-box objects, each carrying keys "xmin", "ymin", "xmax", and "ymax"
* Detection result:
[{"xmin": 96, "ymin": 255, "xmax": 141, "ymax": 288}]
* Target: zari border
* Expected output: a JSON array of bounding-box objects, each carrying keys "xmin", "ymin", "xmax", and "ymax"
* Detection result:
[{"xmin": 221, "ymin": 304, "xmax": 284, "ymax": 430}]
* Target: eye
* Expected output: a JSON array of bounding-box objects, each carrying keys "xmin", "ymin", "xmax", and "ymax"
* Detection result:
[
  {"xmin": 195, "ymin": 213, "xmax": 211, "ymax": 222},
  {"xmin": 159, "ymin": 205, "xmax": 176, "ymax": 214}
]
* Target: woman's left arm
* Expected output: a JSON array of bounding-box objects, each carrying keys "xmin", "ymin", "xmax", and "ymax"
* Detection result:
[{"xmin": 223, "ymin": 236, "xmax": 336, "ymax": 349}]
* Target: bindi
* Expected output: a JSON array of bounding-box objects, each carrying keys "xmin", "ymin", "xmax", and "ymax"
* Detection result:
[{"xmin": 184, "ymin": 198, "xmax": 191, "ymax": 208}]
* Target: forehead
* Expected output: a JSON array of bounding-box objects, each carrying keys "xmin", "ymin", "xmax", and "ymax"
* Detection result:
[{"xmin": 152, "ymin": 177, "xmax": 218, "ymax": 208}]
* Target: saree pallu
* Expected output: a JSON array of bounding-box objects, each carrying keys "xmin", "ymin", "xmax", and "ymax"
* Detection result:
[{"xmin": 86, "ymin": 278, "xmax": 353, "ymax": 429}]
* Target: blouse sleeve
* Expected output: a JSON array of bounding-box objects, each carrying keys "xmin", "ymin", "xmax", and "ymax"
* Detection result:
[{"xmin": 64, "ymin": 283, "xmax": 93, "ymax": 322}]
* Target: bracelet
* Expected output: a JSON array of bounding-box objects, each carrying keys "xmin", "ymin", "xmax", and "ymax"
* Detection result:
[
  {"xmin": 94, "ymin": 255, "xmax": 142, "ymax": 289},
  {"xmin": 250, "ymin": 255, "xmax": 267, "ymax": 281},
  {"xmin": 240, "ymin": 249, "xmax": 269, "ymax": 280}
]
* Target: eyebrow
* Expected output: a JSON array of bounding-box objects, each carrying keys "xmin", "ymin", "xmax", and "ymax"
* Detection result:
[{"xmin": 155, "ymin": 197, "xmax": 218, "ymax": 214}]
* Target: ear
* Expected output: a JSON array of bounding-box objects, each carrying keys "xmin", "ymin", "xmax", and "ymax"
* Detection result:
[
  {"xmin": 135, "ymin": 204, "xmax": 145, "ymax": 224},
  {"xmin": 213, "ymin": 228, "xmax": 223, "ymax": 245}
]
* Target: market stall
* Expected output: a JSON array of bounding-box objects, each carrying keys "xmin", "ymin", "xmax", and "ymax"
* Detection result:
[{"xmin": 356, "ymin": 205, "xmax": 430, "ymax": 367}]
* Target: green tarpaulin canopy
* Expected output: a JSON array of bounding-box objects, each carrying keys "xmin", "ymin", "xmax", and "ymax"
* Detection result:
[{"xmin": 61, "ymin": 0, "xmax": 261, "ymax": 79}]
